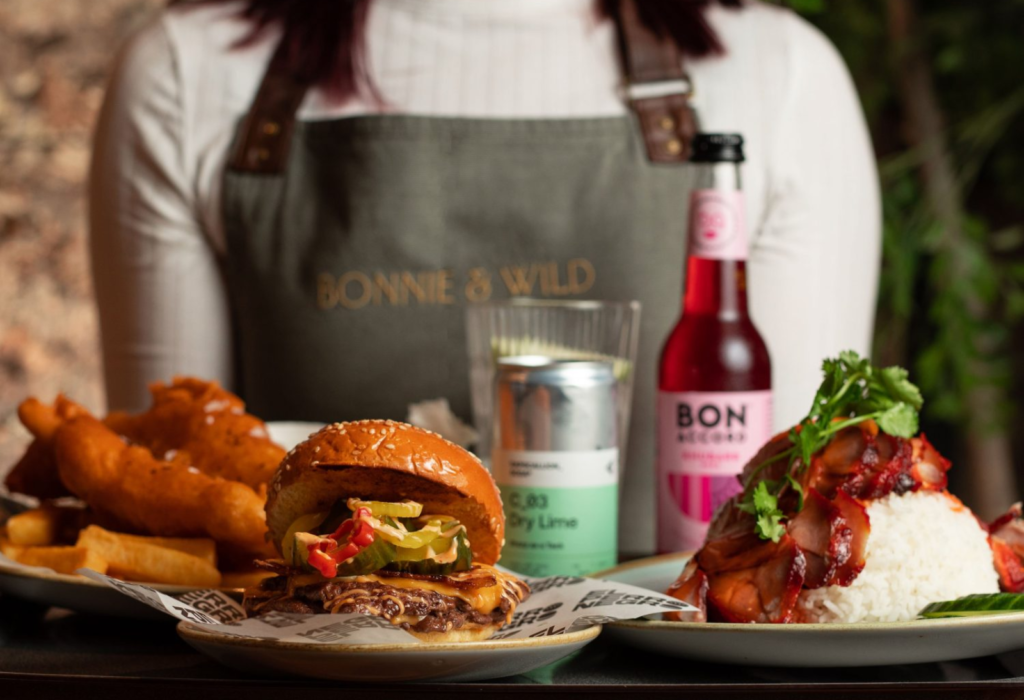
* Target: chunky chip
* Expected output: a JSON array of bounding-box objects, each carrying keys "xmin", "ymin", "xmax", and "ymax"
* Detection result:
[
  {"xmin": 5, "ymin": 509, "xmax": 59, "ymax": 546},
  {"xmin": 9, "ymin": 545, "xmax": 108, "ymax": 576},
  {"xmin": 76, "ymin": 525, "xmax": 221, "ymax": 587}
]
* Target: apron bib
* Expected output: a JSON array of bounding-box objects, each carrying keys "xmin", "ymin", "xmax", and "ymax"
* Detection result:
[{"xmin": 221, "ymin": 3, "xmax": 701, "ymax": 554}]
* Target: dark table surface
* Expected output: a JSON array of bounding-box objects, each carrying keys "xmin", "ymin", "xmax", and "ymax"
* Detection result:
[{"xmin": 2, "ymin": 596, "xmax": 1024, "ymax": 700}]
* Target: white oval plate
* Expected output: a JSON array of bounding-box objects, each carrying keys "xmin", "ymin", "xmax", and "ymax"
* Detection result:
[
  {"xmin": 0, "ymin": 422, "xmax": 322, "ymax": 619},
  {"xmin": 594, "ymin": 552, "xmax": 1024, "ymax": 668},
  {"xmin": 265, "ymin": 421, "xmax": 324, "ymax": 451},
  {"xmin": 177, "ymin": 621, "xmax": 601, "ymax": 682},
  {"xmin": 0, "ymin": 559, "xmax": 242, "ymax": 620}
]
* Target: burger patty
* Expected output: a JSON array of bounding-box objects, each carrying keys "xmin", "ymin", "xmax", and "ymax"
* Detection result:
[{"xmin": 246, "ymin": 575, "xmax": 514, "ymax": 634}]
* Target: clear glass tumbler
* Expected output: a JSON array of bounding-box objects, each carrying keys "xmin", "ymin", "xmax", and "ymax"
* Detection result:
[{"xmin": 465, "ymin": 298, "xmax": 642, "ymax": 467}]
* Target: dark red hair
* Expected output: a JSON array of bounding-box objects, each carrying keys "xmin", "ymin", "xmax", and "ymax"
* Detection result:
[{"xmin": 188, "ymin": 0, "xmax": 740, "ymax": 101}]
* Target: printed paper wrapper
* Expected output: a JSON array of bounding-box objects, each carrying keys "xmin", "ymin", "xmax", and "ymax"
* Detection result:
[{"xmin": 0, "ymin": 550, "xmax": 693, "ymax": 644}]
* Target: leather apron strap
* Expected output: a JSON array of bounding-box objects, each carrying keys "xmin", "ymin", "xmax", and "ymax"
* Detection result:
[
  {"xmin": 613, "ymin": 0, "xmax": 698, "ymax": 163},
  {"xmin": 227, "ymin": 0, "xmax": 697, "ymax": 174},
  {"xmin": 228, "ymin": 44, "xmax": 313, "ymax": 173}
]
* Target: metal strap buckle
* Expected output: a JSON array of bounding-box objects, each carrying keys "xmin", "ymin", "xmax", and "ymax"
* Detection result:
[{"xmin": 621, "ymin": 77, "xmax": 694, "ymax": 103}]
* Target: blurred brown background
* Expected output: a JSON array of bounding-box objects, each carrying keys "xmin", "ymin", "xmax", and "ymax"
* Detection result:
[{"xmin": 0, "ymin": 0, "xmax": 159, "ymax": 470}]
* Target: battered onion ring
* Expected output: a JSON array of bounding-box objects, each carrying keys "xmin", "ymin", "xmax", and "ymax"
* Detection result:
[{"xmin": 54, "ymin": 415, "xmax": 274, "ymax": 557}]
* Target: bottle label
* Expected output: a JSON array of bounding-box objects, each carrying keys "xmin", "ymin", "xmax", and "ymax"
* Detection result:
[
  {"xmin": 493, "ymin": 448, "xmax": 619, "ymax": 577},
  {"xmin": 688, "ymin": 190, "xmax": 747, "ymax": 260},
  {"xmin": 656, "ymin": 390, "xmax": 772, "ymax": 552}
]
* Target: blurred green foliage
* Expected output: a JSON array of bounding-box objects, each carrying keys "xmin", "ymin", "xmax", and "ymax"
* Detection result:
[{"xmin": 789, "ymin": 1, "xmax": 1024, "ymax": 431}]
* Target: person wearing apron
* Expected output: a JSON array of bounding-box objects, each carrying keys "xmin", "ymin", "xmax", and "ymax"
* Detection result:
[{"xmin": 89, "ymin": 0, "xmax": 881, "ymax": 555}]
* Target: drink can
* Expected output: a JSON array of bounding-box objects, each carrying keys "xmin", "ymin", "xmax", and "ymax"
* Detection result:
[{"xmin": 492, "ymin": 356, "xmax": 619, "ymax": 576}]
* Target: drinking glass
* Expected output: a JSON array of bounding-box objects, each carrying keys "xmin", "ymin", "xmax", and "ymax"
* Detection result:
[{"xmin": 465, "ymin": 299, "xmax": 641, "ymax": 466}]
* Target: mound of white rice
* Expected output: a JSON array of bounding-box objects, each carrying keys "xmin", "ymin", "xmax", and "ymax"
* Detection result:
[{"xmin": 799, "ymin": 490, "xmax": 999, "ymax": 623}]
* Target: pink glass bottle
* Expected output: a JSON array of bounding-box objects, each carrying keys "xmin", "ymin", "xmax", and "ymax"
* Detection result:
[{"xmin": 656, "ymin": 133, "xmax": 773, "ymax": 553}]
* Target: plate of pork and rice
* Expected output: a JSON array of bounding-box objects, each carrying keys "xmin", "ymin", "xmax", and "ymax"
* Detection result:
[{"xmin": 598, "ymin": 352, "xmax": 1024, "ymax": 667}]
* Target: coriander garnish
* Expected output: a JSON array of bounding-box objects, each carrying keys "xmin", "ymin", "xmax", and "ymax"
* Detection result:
[{"xmin": 739, "ymin": 350, "xmax": 924, "ymax": 542}]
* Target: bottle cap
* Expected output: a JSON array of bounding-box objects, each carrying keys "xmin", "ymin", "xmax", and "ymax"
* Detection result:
[{"xmin": 690, "ymin": 133, "xmax": 745, "ymax": 163}]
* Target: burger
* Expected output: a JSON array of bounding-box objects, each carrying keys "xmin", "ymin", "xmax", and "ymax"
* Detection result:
[{"xmin": 243, "ymin": 419, "xmax": 531, "ymax": 641}]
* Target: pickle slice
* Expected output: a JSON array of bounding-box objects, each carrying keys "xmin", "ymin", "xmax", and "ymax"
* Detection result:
[
  {"xmin": 414, "ymin": 514, "xmax": 456, "ymax": 524},
  {"xmin": 282, "ymin": 512, "xmax": 327, "ymax": 565},
  {"xmin": 386, "ymin": 530, "xmax": 473, "ymax": 576},
  {"xmin": 333, "ymin": 536, "xmax": 397, "ymax": 577},
  {"xmin": 920, "ymin": 593, "xmax": 1024, "ymax": 618},
  {"xmin": 348, "ymin": 499, "xmax": 423, "ymax": 519},
  {"xmin": 373, "ymin": 515, "xmax": 456, "ymax": 549},
  {"xmin": 292, "ymin": 531, "xmax": 325, "ymax": 568},
  {"xmin": 392, "ymin": 544, "xmax": 433, "ymax": 562},
  {"xmin": 376, "ymin": 526, "xmax": 443, "ymax": 549}
]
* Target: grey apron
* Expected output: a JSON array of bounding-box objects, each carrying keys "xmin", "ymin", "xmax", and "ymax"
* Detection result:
[{"xmin": 221, "ymin": 5, "xmax": 701, "ymax": 554}]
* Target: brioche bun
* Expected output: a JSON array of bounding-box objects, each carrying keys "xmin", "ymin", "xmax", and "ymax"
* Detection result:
[{"xmin": 265, "ymin": 420, "xmax": 504, "ymax": 564}]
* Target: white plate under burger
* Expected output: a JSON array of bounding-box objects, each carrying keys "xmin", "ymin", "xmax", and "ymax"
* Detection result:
[
  {"xmin": 595, "ymin": 552, "xmax": 1024, "ymax": 668},
  {"xmin": 176, "ymin": 620, "xmax": 600, "ymax": 682}
]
